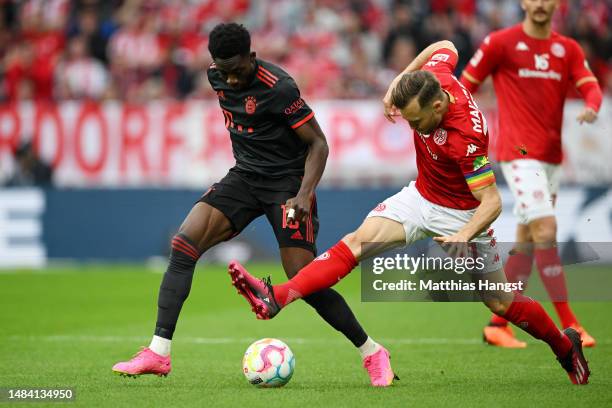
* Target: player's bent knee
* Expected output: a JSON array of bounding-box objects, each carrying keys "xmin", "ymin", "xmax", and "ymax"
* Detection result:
[
  {"xmin": 340, "ymin": 232, "xmax": 363, "ymax": 260},
  {"xmin": 529, "ymin": 218, "xmax": 557, "ymax": 243},
  {"xmin": 170, "ymin": 233, "xmax": 201, "ymax": 263},
  {"xmin": 482, "ymin": 294, "xmax": 511, "ymax": 315}
]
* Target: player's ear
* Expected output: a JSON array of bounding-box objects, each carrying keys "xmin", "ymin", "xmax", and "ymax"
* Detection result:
[
  {"xmin": 250, "ymin": 51, "xmax": 256, "ymax": 61},
  {"xmin": 432, "ymin": 99, "xmax": 443, "ymax": 113}
]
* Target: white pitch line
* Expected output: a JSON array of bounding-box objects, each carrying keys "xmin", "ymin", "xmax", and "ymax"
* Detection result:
[
  {"xmin": 4, "ymin": 335, "xmax": 485, "ymax": 345},
  {"xmin": 5, "ymin": 335, "xmax": 610, "ymax": 345}
]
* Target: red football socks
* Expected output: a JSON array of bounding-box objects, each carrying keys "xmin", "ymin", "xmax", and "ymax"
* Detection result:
[
  {"xmin": 503, "ymin": 293, "xmax": 572, "ymax": 358},
  {"xmin": 535, "ymin": 247, "xmax": 578, "ymax": 328},
  {"xmin": 489, "ymin": 251, "xmax": 533, "ymax": 326},
  {"xmin": 273, "ymin": 240, "xmax": 358, "ymax": 306}
]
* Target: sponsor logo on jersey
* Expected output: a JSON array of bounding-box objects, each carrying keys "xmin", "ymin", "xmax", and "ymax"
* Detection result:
[
  {"xmin": 518, "ymin": 69, "xmax": 562, "ymax": 81},
  {"xmin": 466, "ymin": 144, "xmax": 478, "ymax": 156},
  {"xmin": 433, "ymin": 128, "xmax": 447, "ymax": 145},
  {"xmin": 515, "ymin": 41, "xmax": 529, "ymax": 51},
  {"xmin": 245, "ymin": 96, "xmax": 257, "ymax": 114},
  {"xmin": 551, "ymin": 42, "xmax": 565, "ymax": 58},
  {"xmin": 517, "ymin": 53, "xmax": 562, "ymax": 81},
  {"xmin": 473, "ymin": 155, "xmax": 489, "ymax": 170}
]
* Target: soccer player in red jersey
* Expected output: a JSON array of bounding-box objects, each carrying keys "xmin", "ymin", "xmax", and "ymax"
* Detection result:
[
  {"xmin": 230, "ymin": 40, "xmax": 591, "ymax": 385},
  {"xmin": 461, "ymin": 0, "xmax": 602, "ymax": 348}
]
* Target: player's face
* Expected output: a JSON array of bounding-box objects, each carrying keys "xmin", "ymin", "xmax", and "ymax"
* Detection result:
[
  {"xmin": 521, "ymin": 0, "xmax": 557, "ymax": 25},
  {"xmin": 214, "ymin": 52, "xmax": 256, "ymax": 90},
  {"xmin": 400, "ymin": 97, "xmax": 444, "ymax": 135}
]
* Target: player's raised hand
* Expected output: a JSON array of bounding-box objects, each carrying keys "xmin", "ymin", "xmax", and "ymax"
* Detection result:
[
  {"xmin": 576, "ymin": 107, "xmax": 598, "ymax": 124},
  {"xmin": 383, "ymin": 79, "xmax": 401, "ymax": 123},
  {"xmin": 285, "ymin": 194, "xmax": 311, "ymax": 224}
]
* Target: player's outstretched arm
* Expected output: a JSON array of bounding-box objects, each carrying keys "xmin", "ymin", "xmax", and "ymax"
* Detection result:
[
  {"xmin": 285, "ymin": 117, "xmax": 329, "ymax": 223},
  {"xmin": 575, "ymin": 78, "xmax": 602, "ymax": 124},
  {"xmin": 433, "ymin": 184, "xmax": 501, "ymax": 256},
  {"xmin": 383, "ymin": 40, "xmax": 458, "ymax": 122}
]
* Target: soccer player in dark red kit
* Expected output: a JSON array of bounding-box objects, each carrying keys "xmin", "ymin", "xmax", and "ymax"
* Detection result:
[
  {"xmin": 461, "ymin": 0, "xmax": 602, "ymax": 348},
  {"xmin": 230, "ymin": 40, "xmax": 591, "ymax": 385},
  {"xmin": 112, "ymin": 23, "xmax": 395, "ymax": 386}
]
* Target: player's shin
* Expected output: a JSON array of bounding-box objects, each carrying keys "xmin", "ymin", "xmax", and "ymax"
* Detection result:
[
  {"xmin": 303, "ymin": 289, "xmax": 368, "ymax": 348},
  {"xmin": 489, "ymin": 251, "xmax": 534, "ymax": 326},
  {"xmin": 152, "ymin": 233, "xmax": 201, "ymax": 355},
  {"xmin": 502, "ymin": 293, "xmax": 572, "ymax": 358},
  {"xmin": 534, "ymin": 247, "xmax": 578, "ymax": 328},
  {"xmin": 273, "ymin": 240, "xmax": 358, "ymax": 306}
]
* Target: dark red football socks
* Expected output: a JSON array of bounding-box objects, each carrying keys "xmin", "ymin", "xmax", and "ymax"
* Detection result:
[
  {"xmin": 490, "ymin": 251, "xmax": 533, "ymax": 326},
  {"xmin": 503, "ymin": 293, "xmax": 572, "ymax": 358},
  {"xmin": 535, "ymin": 247, "xmax": 578, "ymax": 328},
  {"xmin": 273, "ymin": 240, "xmax": 358, "ymax": 306}
]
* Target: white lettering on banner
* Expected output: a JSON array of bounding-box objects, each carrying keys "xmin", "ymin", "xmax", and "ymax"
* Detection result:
[
  {"xmin": 0, "ymin": 100, "xmax": 609, "ymax": 187},
  {"xmin": 0, "ymin": 189, "xmax": 46, "ymax": 268}
]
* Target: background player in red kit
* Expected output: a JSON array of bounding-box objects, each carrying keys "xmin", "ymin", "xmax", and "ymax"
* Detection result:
[
  {"xmin": 230, "ymin": 40, "xmax": 591, "ymax": 386},
  {"xmin": 112, "ymin": 23, "xmax": 392, "ymax": 386},
  {"xmin": 461, "ymin": 0, "xmax": 602, "ymax": 348}
]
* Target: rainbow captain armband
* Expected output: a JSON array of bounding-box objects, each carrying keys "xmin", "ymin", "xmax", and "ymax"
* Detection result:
[{"xmin": 465, "ymin": 162, "xmax": 495, "ymax": 190}]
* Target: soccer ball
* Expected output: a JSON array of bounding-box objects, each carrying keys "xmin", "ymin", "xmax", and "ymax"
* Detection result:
[{"xmin": 242, "ymin": 338, "xmax": 295, "ymax": 387}]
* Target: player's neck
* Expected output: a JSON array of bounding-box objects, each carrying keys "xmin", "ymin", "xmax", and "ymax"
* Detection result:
[
  {"xmin": 522, "ymin": 19, "xmax": 552, "ymax": 40},
  {"xmin": 440, "ymin": 91, "xmax": 451, "ymax": 116}
]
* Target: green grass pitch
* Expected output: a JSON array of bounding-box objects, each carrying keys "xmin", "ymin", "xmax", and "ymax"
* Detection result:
[{"xmin": 1, "ymin": 263, "xmax": 611, "ymax": 407}]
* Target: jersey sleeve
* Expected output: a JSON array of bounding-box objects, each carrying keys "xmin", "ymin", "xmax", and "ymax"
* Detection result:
[
  {"xmin": 453, "ymin": 134, "xmax": 496, "ymax": 192},
  {"xmin": 462, "ymin": 33, "xmax": 503, "ymax": 84},
  {"xmin": 422, "ymin": 48, "xmax": 458, "ymax": 75},
  {"xmin": 567, "ymin": 39, "xmax": 597, "ymax": 85},
  {"xmin": 269, "ymin": 77, "xmax": 314, "ymax": 129}
]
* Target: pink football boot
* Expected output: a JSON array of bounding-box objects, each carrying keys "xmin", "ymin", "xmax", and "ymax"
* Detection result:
[
  {"xmin": 229, "ymin": 260, "xmax": 280, "ymax": 320},
  {"xmin": 112, "ymin": 348, "xmax": 171, "ymax": 377},
  {"xmin": 363, "ymin": 346, "xmax": 398, "ymax": 387}
]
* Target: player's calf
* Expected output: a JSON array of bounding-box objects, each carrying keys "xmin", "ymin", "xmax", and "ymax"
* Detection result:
[{"xmin": 155, "ymin": 233, "xmax": 201, "ymax": 339}]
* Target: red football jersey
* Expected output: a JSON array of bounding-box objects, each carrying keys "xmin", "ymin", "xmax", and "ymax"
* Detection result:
[
  {"xmin": 463, "ymin": 24, "xmax": 595, "ymax": 163},
  {"xmin": 414, "ymin": 48, "xmax": 495, "ymax": 210}
]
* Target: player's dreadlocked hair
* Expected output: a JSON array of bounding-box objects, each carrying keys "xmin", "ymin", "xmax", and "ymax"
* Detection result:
[
  {"xmin": 391, "ymin": 71, "xmax": 442, "ymax": 109},
  {"xmin": 208, "ymin": 23, "xmax": 251, "ymax": 59}
]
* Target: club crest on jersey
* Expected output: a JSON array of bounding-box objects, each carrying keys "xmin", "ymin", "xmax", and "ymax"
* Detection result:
[
  {"xmin": 245, "ymin": 96, "xmax": 257, "ymax": 114},
  {"xmin": 551, "ymin": 42, "xmax": 565, "ymax": 58},
  {"xmin": 433, "ymin": 128, "xmax": 447, "ymax": 145}
]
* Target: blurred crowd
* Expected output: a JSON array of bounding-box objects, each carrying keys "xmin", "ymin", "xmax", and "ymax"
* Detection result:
[{"xmin": 0, "ymin": 0, "xmax": 610, "ymax": 102}]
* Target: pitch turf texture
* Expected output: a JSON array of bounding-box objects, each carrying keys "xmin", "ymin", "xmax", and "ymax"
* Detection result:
[{"xmin": 2, "ymin": 264, "xmax": 611, "ymax": 408}]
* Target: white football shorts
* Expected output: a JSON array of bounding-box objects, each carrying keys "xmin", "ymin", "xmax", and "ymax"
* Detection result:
[
  {"xmin": 366, "ymin": 181, "xmax": 502, "ymax": 273},
  {"xmin": 500, "ymin": 159, "xmax": 562, "ymax": 225}
]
